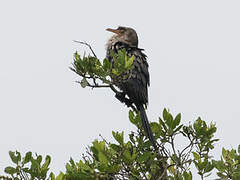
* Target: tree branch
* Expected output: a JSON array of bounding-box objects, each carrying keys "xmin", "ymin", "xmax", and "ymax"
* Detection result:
[
  {"xmin": 158, "ymin": 164, "xmax": 175, "ymax": 180},
  {"xmin": 76, "ymin": 80, "xmax": 110, "ymax": 88},
  {"xmin": 72, "ymin": 41, "xmax": 140, "ymax": 113},
  {"xmin": 73, "ymin": 40, "xmax": 97, "ymax": 58}
]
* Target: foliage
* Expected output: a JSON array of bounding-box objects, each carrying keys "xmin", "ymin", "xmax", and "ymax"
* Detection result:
[
  {"xmin": 70, "ymin": 49, "xmax": 134, "ymax": 89},
  {"xmin": 213, "ymin": 146, "xmax": 240, "ymax": 179},
  {"xmin": 1, "ymin": 47, "xmax": 239, "ymax": 179},
  {"xmin": 62, "ymin": 109, "xmax": 218, "ymax": 180},
  {"xmin": 2, "ymin": 109, "xmax": 237, "ymax": 179},
  {"xmin": 1, "ymin": 151, "xmax": 63, "ymax": 180}
]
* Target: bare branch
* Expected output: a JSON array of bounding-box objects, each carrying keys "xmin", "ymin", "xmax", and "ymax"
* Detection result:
[
  {"xmin": 158, "ymin": 164, "xmax": 175, "ymax": 180},
  {"xmin": 76, "ymin": 80, "xmax": 110, "ymax": 88},
  {"xmin": 110, "ymin": 84, "xmax": 119, "ymax": 94},
  {"xmin": 179, "ymin": 139, "xmax": 194, "ymax": 157},
  {"xmin": 99, "ymin": 134, "xmax": 110, "ymax": 145},
  {"xmin": 170, "ymin": 136, "xmax": 177, "ymax": 156},
  {"xmin": 73, "ymin": 40, "xmax": 97, "ymax": 58},
  {"xmin": 0, "ymin": 176, "xmax": 13, "ymax": 180},
  {"xmin": 72, "ymin": 41, "xmax": 141, "ymax": 117}
]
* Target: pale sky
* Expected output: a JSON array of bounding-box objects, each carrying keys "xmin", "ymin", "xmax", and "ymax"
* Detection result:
[{"xmin": 1, "ymin": 1, "xmax": 240, "ymax": 179}]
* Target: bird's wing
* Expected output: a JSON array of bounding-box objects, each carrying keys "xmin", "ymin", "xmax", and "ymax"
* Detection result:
[
  {"xmin": 129, "ymin": 47, "xmax": 150, "ymax": 105},
  {"xmin": 106, "ymin": 42, "xmax": 150, "ymax": 106}
]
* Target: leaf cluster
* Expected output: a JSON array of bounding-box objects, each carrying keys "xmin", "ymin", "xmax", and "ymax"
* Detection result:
[
  {"xmin": 61, "ymin": 109, "xmax": 220, "ymax": 180},
  {"xmin": 70, "ymin": 49, "xmax": 134, "ymax": 89},
  {"xmin": 213, "ymin": 146, "xmax": 240, "ymax": 179},
  {"xmin": 1, "ymin": 46, "xmax": 238, "ymax": 179},
  {"xmin": 3, "ymin": 151, "xmax": 58, "ymax": 180},
  {"xmin": 1, "ymin": 110, "xmax": 239, "ymax": 180}
]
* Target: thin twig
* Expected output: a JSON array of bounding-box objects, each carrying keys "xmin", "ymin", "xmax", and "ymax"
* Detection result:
[
  {"xmin": 109, "ymin": 85, "xmax": 119, "ymax": 94},
  {"xmin": 179, "ymin": 139, "xmax": 194, "ymax": 157},
  {"xmin": 136, "ymin": 162, "xmax": 148, "ymax": 180},
  {"xmin": 76, "ymin": 81, "xmax": 110, "ymax": 88},
  {"xmin": 99, "ymin": 134, "xmax": 109, "ymax": 145},
  {"xmin": 0, "ymin": 176, "xmax": 12, "ymax": 180},
  {"xmin": 73, "ymin": 40, "xmax": 97, "ymax": 58},
  {"xmin": 72, "ymin": 41, "xmax": 139, "ymax": 115},
  {"xmin": 170, "ymin": 136, "xmax": 177, "ymax": 156},
  {"xmin": 158, "ymin": 164, "xmax": 175, "ymax": 180}
]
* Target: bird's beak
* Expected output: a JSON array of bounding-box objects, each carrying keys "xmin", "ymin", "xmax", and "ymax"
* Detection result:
[{"xmin": 106, "ymin": 28, "xmax": 121, "ymax": 35}]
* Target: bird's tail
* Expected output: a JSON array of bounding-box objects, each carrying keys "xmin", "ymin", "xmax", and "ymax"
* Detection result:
[{"xmin": 138, "ymin": 104, "xmax": 156, "ymax": 148}]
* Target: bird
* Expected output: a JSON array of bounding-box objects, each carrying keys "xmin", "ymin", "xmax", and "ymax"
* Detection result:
[{"xmin": 105, "ymin": 26, "xmax": 156, "ymax": 148}]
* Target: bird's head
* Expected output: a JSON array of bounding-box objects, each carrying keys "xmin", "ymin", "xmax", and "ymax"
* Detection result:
[{"xmin": 106, "ymin": 26, "xmax": 138, "ymax": 47}]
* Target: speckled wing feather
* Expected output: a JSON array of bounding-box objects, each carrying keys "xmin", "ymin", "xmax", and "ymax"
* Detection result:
[
  {"xmin": 106, "ymin": 42, "xmax": 150, "ymax": 108},
  {"xmin": 106, "ymin": 42, "xmax": 156, "ymax": 148}
]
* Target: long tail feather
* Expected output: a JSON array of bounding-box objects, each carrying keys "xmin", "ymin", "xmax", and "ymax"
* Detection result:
[{"xmin": 138, "ymin": 105, "xmax": 156, "ymax": 148}]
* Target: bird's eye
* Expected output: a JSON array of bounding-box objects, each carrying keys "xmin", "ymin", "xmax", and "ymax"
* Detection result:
[{"xmin": 117, "ymin": 27, "xmax": 125, "ymax": 33}]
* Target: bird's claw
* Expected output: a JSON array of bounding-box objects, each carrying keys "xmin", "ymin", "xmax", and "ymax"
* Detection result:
[
  {"xmin": 115, "ymin": 93, "xmax": 133, "ymax": 107},
  {"xmin": 115, "ymin": 92, "xmax": 125, "ymax": 103}
]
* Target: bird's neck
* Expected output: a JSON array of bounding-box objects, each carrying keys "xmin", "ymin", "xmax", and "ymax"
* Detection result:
[
  {"xmin": 105, "ymin": 35, "xmax": 139, "ymax": 51},
  {"xmin": 105, "ymin": 35, "xmax": 120, "ymax": 50}
]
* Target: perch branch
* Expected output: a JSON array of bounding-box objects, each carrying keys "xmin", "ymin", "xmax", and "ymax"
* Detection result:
[
  {"xmin": 76, "ymin": 81, "xmax": 110, "ymax": 88},
  {"xmin": 73, "ymin": 40, "xmax": 97, "ymax": 58},
  {"xmin": 72, "ymin": 41, "xmax": 138, "ymax": 112}
]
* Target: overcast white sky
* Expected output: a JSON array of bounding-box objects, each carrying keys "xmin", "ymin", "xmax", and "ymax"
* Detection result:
[{"xmin": 1, "ymin": 0, "xmax": 240, "ymax": 179}]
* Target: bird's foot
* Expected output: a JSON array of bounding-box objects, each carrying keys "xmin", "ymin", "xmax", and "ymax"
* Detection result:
[
  {"xmin": 115, "ymin": 92, "xmax": 125, "ymax": 103},
  {"xmin": 115, "ymin": 92, "xmax": 133, "ymax": 107}
]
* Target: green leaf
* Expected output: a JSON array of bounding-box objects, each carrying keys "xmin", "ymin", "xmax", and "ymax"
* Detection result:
[
  {"xmin": 37, "ymin": 155, "xmax": 42, "ymax": 164},
  {"xmin": 222, "ymin": 148, "xmax": 227, "ymax": 160},
  {"xmin": 31, "ymin": 156, "xmax": 40, "ymax": 170},
  {"xmin": 173, "ymin": 125, "xmax": 183, "ymax": 134},
  {"xmin": 150, "ymin": 122, "xmax": 161, "ymax": 136},
  {"xmin": 110, "ymin": 49, "xmax": 116, "ymax": 58},
  {"xmin": 55, "ymin": 172, "xmax": 64, "ymax": 180},
  {"xmin": 118, "ymin": 49, "xmax": 125, "ymax": 66},
  {"xmin": 213, "ymin": 160, "xmax": 225, "ymax": 172},
  {"xmin": 65, "ymin": 163, "xmax": 72, "ymax": 172},
  {"xmin": 74, "ymin": 51, "xmax": 80, "ymax": 61},
  {"xmin": 125, "ymin": 56, "xmax": 134, "ymax": 69},
  {"xmin": 110, "ymin": 144, "xmax": 120, "ymax": 152},
  {"xmin": 204, "ymin": 162, "xmax": 214, "ymax": 173},
  {"xmin": 163, "ymin": 108, "xmax": 168, "ymax": 121},
  {"xmin": 42, "ymin": 155, "xmax": 51, "ymax": 170},
  {"xmin": 78, "ymin": 160, "xmax": 92, "ymax": 172},
  {"xmin": 106, "ymin": 164, "xmax": 121, "ymax": 174},
  {"xmin": 129, "ymin": 110, "xmax": 138, "ymax": 125},
  {"xmin": 216, "ymin": 172, "xmax": 228, "ymax": 178},
  {"xmin": 103, "ymin": 58, "xmax": 111, "ymax": 71},
  {"xmin": 183, "ymin": 171, "xmax": 192, "ymax": 180},
  {"xmin": 123, "ymin": 150, "xmax": 132, "ymax": 162},
  {"xmin": 74, "ymin": 52, "xmax": 85, "ymax": 72},
  {"xmin": 174, "ymin": 113, "xmax": 181, "ymax": 128},
  {"xmin": 163, "ymin": 109, "xmax": 174, "ymax": 131},
  {"xmin": 112, "ymin": 69, "xmax": 118, "ymax": 75},
  {"xmin": 98, "ymin": 152, "xmax": 108, "ymax": 165},
  {"xmin": 192, "ymin": 152, "xmax": 200, "ymax": 161},
  {"xmin": 112, "ymin": 131, "xmax": 124, "ymax": 145},
  {"xmin": 9, "ymin": 151, "xmax": 20, "ymax": 164},
  {"xmin": 4, "ymin": 166, "xmax": 17, "ymax": 175},
  {"xmin": 129, "ymin": 133, "xmax": 135, "ymax": 143},
  {"xmin": 69, "ymin": 157, "xmax": 75, "ymax": 166},
  {"xmin": 93, "ymin": 141, "xmax": 106, "ymax": 152},
  {"xmin": 159, "ymin": 117, "xmax": 167, "ymax": 133},
  {"xmin": 229, "ymin": 149, "xmax": 236, "ymax": 159},
  {"xmin": 23, "ymin": 151, "xmax": 32, "ymax": 164},
  {"xmin": 50, "ymin": 172, "xmax": 56, "ymax": 180},
  {"xmin": 136, "ymin": 152, "xmax": 151, "ymax": 163},
  {"xmin": 80, "ymin": 78, "xmax": 88, "ymax": 88}
]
